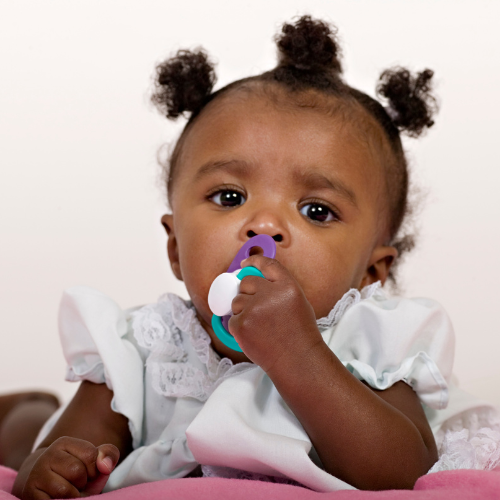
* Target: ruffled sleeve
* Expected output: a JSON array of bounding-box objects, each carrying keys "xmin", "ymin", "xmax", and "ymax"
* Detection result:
[
  {"xmin": 58, "ymin": 286, "xmax": 146, "ymax": 448},
  {"xmin": 323, "ymin": 290, "xmax": 454, "ymax": 409}
]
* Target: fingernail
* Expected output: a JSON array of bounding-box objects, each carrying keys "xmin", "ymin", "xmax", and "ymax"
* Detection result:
[
  {"xmin": 102, "ymin": 456, "xmax": 113, "ymax": 473},
  {"xmin": 240, "ymin": 258, "xmax": 248, "ymax": 266}
]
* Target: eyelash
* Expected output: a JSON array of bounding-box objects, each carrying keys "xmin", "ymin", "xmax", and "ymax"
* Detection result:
[
  {"xmin": 299, "ymin": 199, "xmax": 339, "ymax": 224},
  {"xmin": 207, "ymin": 185, "xmax": 247, "ymax": 208},
  {"xmin": 208, "ymin": 188, "xmax": 340, "ymax": 224}
]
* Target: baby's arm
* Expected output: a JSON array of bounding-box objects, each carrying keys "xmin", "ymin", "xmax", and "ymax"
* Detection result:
[
  {"xmin": 12, "ymin": 380, "xmax": 132, "ymax": 499},
  {"xmin": 230, "ymin": 255, "xmax": 438, "ymax": 491},
  {"xmin": 267, "ymin": 348, "xmax": 437, "ymax": 490}
]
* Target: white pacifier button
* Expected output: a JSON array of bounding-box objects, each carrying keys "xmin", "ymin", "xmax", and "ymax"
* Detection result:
[{"xmin": 208, "ymin": 272, "xmax": 241, "ymax": 317}]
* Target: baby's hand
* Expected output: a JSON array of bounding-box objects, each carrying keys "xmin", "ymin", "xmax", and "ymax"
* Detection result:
[
  {"xmin": 229, "ymin": 255, "xmax": 322, "ymax": 373},
  {"xmin": 21, "ymin": 436, "xmax": 119, "ymax": 499}
]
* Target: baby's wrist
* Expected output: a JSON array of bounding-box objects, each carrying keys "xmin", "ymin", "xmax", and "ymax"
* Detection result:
[{"xmin": 265, "ymin": 335, "xmax": 329, "ymax": 383}]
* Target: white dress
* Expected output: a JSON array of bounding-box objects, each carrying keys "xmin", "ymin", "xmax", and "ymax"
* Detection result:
[{"xmin": 33, "ymin": 283, "xmax": 500, "ymax": 492}]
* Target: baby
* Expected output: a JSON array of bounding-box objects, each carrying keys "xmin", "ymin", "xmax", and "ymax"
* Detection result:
[{"xmin": 3, "ymin": 15, "xmax": 498, "ymax": 499}]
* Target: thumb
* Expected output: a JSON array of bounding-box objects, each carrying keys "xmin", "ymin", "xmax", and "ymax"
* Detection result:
[
  {"xmin": 81, "ymin": 444, "xmax": 120, "ymax": 496},
  {"xmin": 96, "ymin": 444, "xmax": 119, "ymax": 474}
]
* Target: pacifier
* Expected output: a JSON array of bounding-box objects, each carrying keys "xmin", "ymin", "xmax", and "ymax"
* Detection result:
[{"xmin": 208, "ymin": 234, "xmax": 276, "ymax": 352}]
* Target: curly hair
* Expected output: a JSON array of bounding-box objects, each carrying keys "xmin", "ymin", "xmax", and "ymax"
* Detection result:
[{"xmin": 151, "ymin": 15, "xmax": 438, "ymax": 285}]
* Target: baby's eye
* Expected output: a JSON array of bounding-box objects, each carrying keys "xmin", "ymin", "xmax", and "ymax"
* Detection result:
[
  {"xmin": 210, "ymin": 189, "xmax": 246, "ymax": 208},
  {"xmin": 300, "ymin": 203, "xmax": 337, "ymax": 223}
]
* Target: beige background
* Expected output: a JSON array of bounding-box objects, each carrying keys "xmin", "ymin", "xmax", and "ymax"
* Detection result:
[{"xmin": 1, "ymin": 0, "xmax": 499, "ymax": 405}]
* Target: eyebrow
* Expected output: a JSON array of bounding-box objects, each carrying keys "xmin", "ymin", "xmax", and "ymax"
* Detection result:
[
  {"xmin": 194, "ymin": 160, "xmax": 251, "ymax": 181},
  {"xmin": 293, "ymin": 170, "xmax": 358, "ymax": 208},
  {"xmin": 194, "ymin": 159, "xmax": 358, "ymax": 208}
]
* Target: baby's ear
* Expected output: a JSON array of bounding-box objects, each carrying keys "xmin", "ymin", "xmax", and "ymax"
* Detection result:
[
  {"xmin": 161, "ymin": 214, "xmax": 183, "ymax": 281},
  {"xmin": 359, "ymin": 245, "xmax": 398, "ymax": 288}
]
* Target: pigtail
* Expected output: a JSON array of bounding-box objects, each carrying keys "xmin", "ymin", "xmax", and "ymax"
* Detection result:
[
  {"xmin": 273, "ymin": 16, "xmax": 343, "ymax": 90},
  {"xmin": 151, "ymin": 49, "xmax": 216, "ymax": 119},
  {"xmin": 377, "ymin": 68, "xmax": 437, "ymax": 138}
]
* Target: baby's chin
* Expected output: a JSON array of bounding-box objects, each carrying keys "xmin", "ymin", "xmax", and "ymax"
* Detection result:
[
  {"xmin": 191, "ymin": 299, "xmax": 212, "ymax": 330},
  {"xmin": 189, "ymin": 297, "xmax": 252, "ymax": 363}
]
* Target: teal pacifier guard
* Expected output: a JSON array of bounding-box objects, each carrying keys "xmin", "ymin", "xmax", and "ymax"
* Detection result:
[
  {"xmin": 210, "ymin": 266, "xmax": 265, "ymax": 352},
  {"xmin": 208, "ymin": 235, "xmax": 276, "ymax": 352}
]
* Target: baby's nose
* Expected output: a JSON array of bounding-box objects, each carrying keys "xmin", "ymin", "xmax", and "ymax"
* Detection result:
[
  {"xmin": 240, "ymin": 204, "xmax": 290, "ymax": 247},
  {"xmin": 247, "ymin": 229, "xmax": 283, "ymax": 243}
]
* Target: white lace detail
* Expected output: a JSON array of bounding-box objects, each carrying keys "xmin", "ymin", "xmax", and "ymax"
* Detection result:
[
  {"xmin": 201, "ymin": 465, "xmax": 306, "ymax": 487},
  {"xmin": 430, "ymin": 428, "xmax": 500, "ymax": 472},
  {"xmin": 132, "ymin": 293, "xmax": 234, "ymax": 402},
  {"xmin": 429, "ymin": 407, "xmax": 500, "ymax": 473},
  {"xmin": 316, "ymin": 281, "xmax": 383, "ymax": 329},
  {"xmin": 435, "ymin": 406, "xmax": 500, "ymax": 445},
  {"xmin": 132, "ymin": 283, "xmax": 384, "ymax": 403},
  {"xmin": 132, "ymin": 302, "xmax": 186, "ymax": 361}
]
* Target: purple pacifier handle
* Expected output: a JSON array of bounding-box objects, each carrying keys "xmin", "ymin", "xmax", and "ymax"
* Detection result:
[
  {"xmin": 226, "ymin": 234, "xmax": 277, "ymax": 273},
  {"xmin": 221, "ymin": 234, "xmax": 277, "ymax": 330}
]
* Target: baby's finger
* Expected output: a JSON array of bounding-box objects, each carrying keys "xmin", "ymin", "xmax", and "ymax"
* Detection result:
[
  {"xmin": 23, "ymin": 487, "xmax": 51, "ymax": 500},
  {"xmin": 50, "ymin": 437, "xmax": 99, "ymax": 480},
  {"xmin": 39, "ymin": 469, "xmax": 81, "ymax": 499},
  {"xmin": 96, "ymin": 444, "xmax": 119, "ymax": 475},
  {"xmin": 240, "ymin": 255, "xmax": 289, "ymax": 283},
  {"xmin": 238, "ymin": 275, "xmax": 265, "ymax": 295},
  {"xmin": 49, "ymin": 451, "xmax": 89, "ymax": 491},
  {"xmin": 32, "ymin": 492, "xmax": 50, "ymax": 500},
  {"xmin": 231, "ymin": 290, "xmax": 251, "ymax": 315},
  {"xmin": 81, "ymin": 472, "xmax": 110, "ymax": 497},
  {"xmin": 81, "ymin": 444, "xmax": 120, "ymax": 496},
  {"xmin": 227, "ymin": 309, "xmax": 244, "ymax": 335}
]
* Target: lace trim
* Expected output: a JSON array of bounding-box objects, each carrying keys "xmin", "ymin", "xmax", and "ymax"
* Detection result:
[
  {"xmin": 132, "ymin": 294, "xmax": 234, "ymax": 402},
  {"xmin": 429, "ymin": 407, "xmax": 500, "ymax": 473},
  {"xmin": 430, "ymin": 427, "xmax": 500, "ymax": 472},
  {"xmin": 132, "ymin": 302, "xmax": 186, "ymax": 361},
  {"xmin": 435, "ymin": 406, "xmax": 500, "ymax": 446},
  {"xmin": 316, "ymin": 281, "xmax": 382, "ymax": 329},
  {"xmin": 201, "ymin": 465, "xmax": 307, "ymax": 487},
  {"xmin": 132, "ymin": 283, "xmax": 382, "ymax": 402}
]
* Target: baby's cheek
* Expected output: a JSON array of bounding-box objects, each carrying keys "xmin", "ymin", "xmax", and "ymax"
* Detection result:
[
  {"xmin": 301, "ymin": 276, "xmax": 349, "ymax": 319},
  {"xmin": 183, "ymin": 270, "xmax": 213, "ymax": 320},
  {"xmin": 311, "ymin": 291, "xmax": 345, "ymax": 319}
]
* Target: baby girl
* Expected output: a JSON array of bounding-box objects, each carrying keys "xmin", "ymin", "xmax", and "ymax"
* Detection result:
[{"xmin": 1, "ymin": 15, "xmax": 498, "ymax": 499}]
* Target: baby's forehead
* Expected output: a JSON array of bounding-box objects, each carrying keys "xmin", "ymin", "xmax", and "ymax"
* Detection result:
[
  {"xmin": 195, "ymin": 84, "xmax": 389, "ymax": 154},
  {"xmin": 180, "ymin": 89, "xmax": 387, "ymax": 201},
  {"xmin": 182, "ymin": 85, "xmax": 390, "ymax": 178}
]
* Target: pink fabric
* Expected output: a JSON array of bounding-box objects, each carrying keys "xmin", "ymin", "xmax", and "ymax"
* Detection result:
[{"xmin": 1, "ymin": 466, "xmax": 499, "ymax": 499}]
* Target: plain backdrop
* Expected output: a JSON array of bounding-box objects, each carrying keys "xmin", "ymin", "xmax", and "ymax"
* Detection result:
[{"xmin": 1, "ymin": 0, "xmax": 499, "ymax": 405}]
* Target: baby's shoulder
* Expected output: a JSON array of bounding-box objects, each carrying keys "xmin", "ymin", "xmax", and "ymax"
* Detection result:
[
  {"xmin": 330, "ymin": 284, "xmax": 453, "ymax": 341},
  {"xmin": 319, "ymin": 284, "xmax": 455, "ymax": 410},
  {"xmin": 319, "ymin": 283, "xmax": 453, "ymax": 344}
]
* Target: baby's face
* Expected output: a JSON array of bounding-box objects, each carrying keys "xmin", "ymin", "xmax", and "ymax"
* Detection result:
[{"xmin": 163, "ymin": 91, "xmax": 397, "ymax": 360}]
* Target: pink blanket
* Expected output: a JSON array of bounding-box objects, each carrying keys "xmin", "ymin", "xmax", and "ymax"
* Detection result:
[{"xmin": 1, "ymin": 466, "xmax": 499, "ymax": 499}]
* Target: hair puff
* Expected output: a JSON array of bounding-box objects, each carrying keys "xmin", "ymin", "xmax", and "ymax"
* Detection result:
[
  {"xmin": 377, "ymin": 68, "xmax": 437, "ymax": 138},
  {"xmin": 276, "ymin": 15, "xmax": 342, "ymax": 74},
  {"xmin": 151, "ymin": 49, "xmax": 216, "ymax": 119}
]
